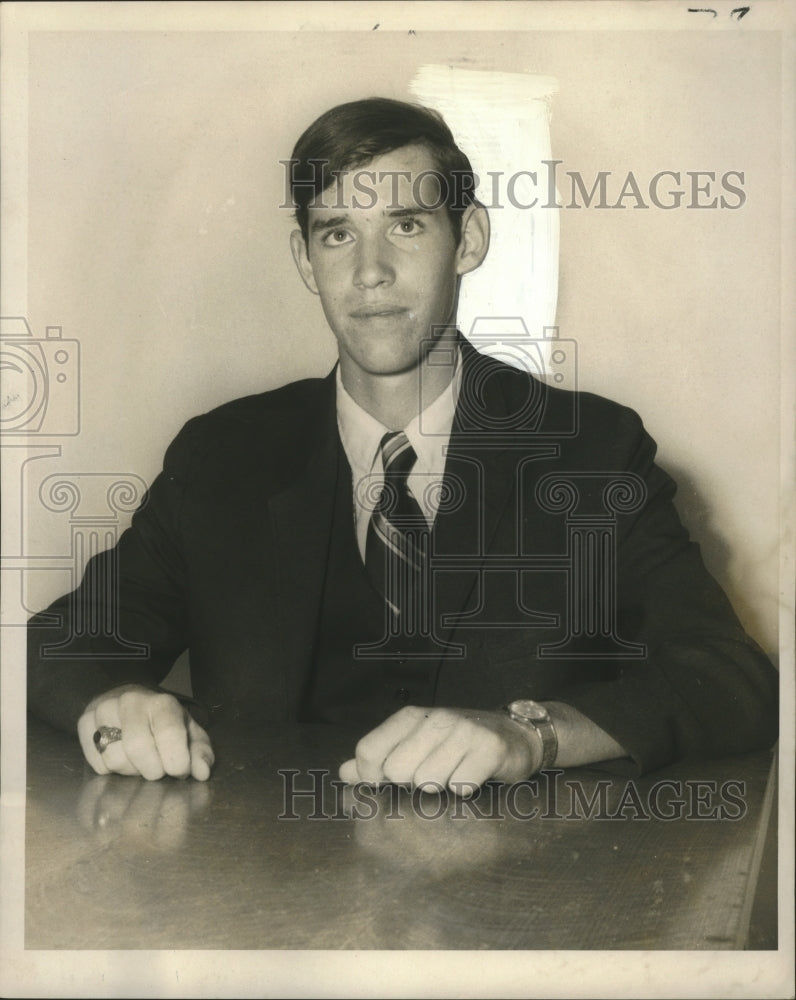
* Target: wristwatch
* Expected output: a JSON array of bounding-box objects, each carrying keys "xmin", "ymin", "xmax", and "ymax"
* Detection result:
[{"xmin": 505, "ymin": 699, "xmax": 558, "ymax": 771}]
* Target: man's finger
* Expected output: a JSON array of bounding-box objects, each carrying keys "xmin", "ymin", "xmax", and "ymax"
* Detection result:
[
  {"xmin": 338, "ymin": 757, "xmax": 360, "ymax": 784},
  {"xmin": 448, "ymin": 748, "xmax": 501, "ymax": 795},
  {"xmin": 81, "ymin": 703, "xmax": 139, "ymax": 776},
  {"xmin": 409, "ymin": 731, "xmax": 470, "ymax": 791},
  {"xmin": 95, "ymin": 739, "xmax": 139, "ymax": 776},
  {"xmin": 379, "ymin": 709, "xmax": 460, "ymax": 785},
  {"xmin": 354, "ymin": 706, "xmax": 426, "ymax": 783},
  {"xmin": 117, "ymin": 691, "xmax": 169, "ymax": 780},
  {"xmin": 148, "ymin": 696, "xmax": 191, "ymax": 778},
  {"xmin": 419, "ymin": 719, "xmax": 510, "ymax": 793},
  {"xmin": 77, "ymin": 712, "xmax": 111, "ymax": 775},
  {"xmin": 186, "ymin": 715, "xmax": 214, "ymax": 781}
]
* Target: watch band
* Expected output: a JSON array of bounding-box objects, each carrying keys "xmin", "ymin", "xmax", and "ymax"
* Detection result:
[{"xmin": 505, "ymin": 699, "xmax": 558, "ymax": 771}]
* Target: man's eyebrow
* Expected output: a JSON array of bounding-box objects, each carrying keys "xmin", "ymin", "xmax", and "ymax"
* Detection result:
[
  {"xmin": 383, "ymin": 207, "xmax": 435, "ymax": 218},
  {"xmin": 310, "ymin": 215, "xmax": 350, "ymax": 234}
]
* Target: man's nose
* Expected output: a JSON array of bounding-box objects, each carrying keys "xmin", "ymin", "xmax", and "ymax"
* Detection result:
[{"xmin": 353, "ymin": 237, "xmax": 395, "ymax": 289}]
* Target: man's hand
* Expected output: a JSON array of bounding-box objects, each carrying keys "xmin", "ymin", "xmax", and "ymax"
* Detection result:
[
  {"xmin": 77, "ymin": 684, "xmax": 215, "ymax": 781},
  {"xmin": 338, "ymin": 706, "xmax": 541, "ymax": 796}
]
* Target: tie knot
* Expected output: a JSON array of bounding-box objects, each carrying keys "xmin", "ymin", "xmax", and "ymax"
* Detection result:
[{"xmin": 380, "ymin": 431, "xmax": 416, "ymax": 481}]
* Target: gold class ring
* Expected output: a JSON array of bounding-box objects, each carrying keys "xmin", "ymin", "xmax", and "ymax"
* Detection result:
[{"xmin": 93, "ymin": 726, "xmax": 123, "ymax": 753}]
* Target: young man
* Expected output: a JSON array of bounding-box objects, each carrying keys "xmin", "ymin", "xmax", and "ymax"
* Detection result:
[{"xmin": 27, "ymin": 98, "xmax": 778, "ymax": 792}]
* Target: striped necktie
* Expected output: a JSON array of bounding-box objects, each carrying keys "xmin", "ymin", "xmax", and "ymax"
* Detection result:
[{"xmin": 365, "ymin": 431, "xmax": 430, "ymax": 626}]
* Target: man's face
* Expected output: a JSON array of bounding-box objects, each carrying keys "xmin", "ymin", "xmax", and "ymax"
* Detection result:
[{"xmin": 291, "ymin": 144, "xmax": 481, "ymax": 384}]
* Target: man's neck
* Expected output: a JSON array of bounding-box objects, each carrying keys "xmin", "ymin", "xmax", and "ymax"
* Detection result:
[{"xmin": 340, "ymin": 334, "xmax": 459, "ymax": 431}]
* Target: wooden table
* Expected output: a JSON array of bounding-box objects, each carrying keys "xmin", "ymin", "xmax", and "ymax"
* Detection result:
[{"xmin": 25, "ymin": 716, "xmax": 776, "ymax": 951}]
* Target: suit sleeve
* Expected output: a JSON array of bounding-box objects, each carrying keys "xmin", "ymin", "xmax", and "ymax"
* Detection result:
[
  {"xmin": 547, "ymin": 406, "xmax": 779, "ymax": 773},
  {"xmin": 26, "ymin": 419, "xmax": 202, "ymax": 734}
]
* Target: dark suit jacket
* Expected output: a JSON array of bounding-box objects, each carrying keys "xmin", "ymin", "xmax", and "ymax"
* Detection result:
[{"xmin": 27, "ymin": 341, "xmax": 778, "ymax": 773}]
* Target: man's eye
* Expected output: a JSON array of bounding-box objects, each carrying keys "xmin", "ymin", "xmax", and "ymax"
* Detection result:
[
  {"xmin": 323, "ymin": 229, "xmax": 352, "ymax": 245},
  {"xmin": 394, "ymin": 218, "xmax": 422, "ymax": 236}
]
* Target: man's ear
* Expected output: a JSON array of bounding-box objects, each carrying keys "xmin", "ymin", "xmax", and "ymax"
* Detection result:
[
  {"xmin": 290, "ymin": 229, "xmax": 319, "ymax": 295},
  {"xmin": 455, "ymin": 203, "xmax": 490, "ymax": 277}
]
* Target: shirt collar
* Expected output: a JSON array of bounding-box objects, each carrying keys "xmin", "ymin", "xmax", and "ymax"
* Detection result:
[{"xmin": 335, "ymin": 348, "xmax": 462, "ymax": 478}]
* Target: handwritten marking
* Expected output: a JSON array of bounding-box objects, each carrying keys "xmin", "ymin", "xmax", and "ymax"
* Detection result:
[{"xmin": 687, "ymin": 5, "xmax": 750, "ymax": 17}]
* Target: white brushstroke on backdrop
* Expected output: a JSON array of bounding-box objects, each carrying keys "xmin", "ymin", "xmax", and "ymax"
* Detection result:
[{"xmin": 410, "ymin": 66, "xmax": 561, "ymax": 373}]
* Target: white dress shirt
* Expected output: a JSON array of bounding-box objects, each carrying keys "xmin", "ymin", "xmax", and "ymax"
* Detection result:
[{"xmin": 335, "ymin": 351, "xmax": 462, "ymax": 562}]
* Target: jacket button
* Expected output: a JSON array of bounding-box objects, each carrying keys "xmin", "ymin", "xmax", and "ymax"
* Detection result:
[{"xmin": 394, "ymin": 688, "xmax": 411, "ymax": 703}]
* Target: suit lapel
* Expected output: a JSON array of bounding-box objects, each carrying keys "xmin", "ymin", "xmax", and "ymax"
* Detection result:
[
  {"xmin": 267, "ymin": 372, "xmax": 339, "ymax": 717},
  {"xmin": 431, "ymin": 342, "xmax": 559, "ymax": 643}
]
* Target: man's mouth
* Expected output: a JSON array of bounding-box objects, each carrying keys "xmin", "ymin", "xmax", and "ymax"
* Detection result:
[{"xmin": 349, "ymin": 306, "xmax": 408, "ymax": 319}]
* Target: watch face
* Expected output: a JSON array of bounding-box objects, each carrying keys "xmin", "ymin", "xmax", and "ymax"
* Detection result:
[{"xmin": 509, "ymin": 699, "xmax": 549, "ymax": 722}]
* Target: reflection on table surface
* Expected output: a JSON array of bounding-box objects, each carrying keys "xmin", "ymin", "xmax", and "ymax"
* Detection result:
[{"xmin": 25, "ymin": 717, "xmax": 776, "ymax": 950}]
